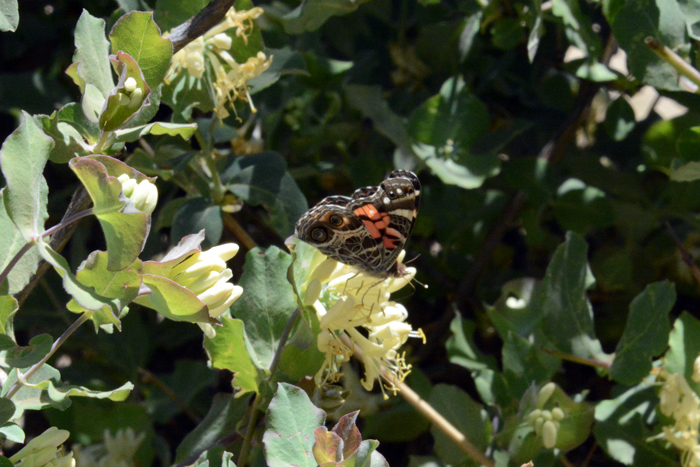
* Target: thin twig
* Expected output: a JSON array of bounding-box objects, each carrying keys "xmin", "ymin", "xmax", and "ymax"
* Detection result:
[
  {"xmin": 238, "ymin": 309, "xmax": 300, "ymax": 467},
  {"xmin": 223, "ymin": 213, "xmax": 259, "ymax": 251},
  {"xmin": 138, "ymin": 367, "xmax": 202, "ymax": 424},
  {"xmin": 341, "ymin": 334, "xmax": 494, "ymax": 467},
  {"xmin": 645, "ymin": 37, "xmax": 700, "ymax": 91},
  {"xmin": 168, "ymin": 0, "xmax": 236, "ymax": 53},
  {"xmin": 5, "ymin": 313, "xmax": 90, "ymax": 399}
]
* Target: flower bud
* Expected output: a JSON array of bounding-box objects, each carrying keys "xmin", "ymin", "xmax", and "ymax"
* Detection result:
[
  {"xmin": 693, "ymin": 354, "xmax": 700, "ymax": 382},
  {"xmin": 552, "ymin": 407, "xmax": 565, "ymax": 421},
  {"xmin": 117, "ymin": 174, "xmax": 137, "ymax": 197},
  {"xmin": 211, "ymin": 33, "xmax": 232, "ymax": 50},
  {"xmin": 124, "ymin": 77, "xmax": 137, "ymax": 93},
  {"xmin": 127, "ymin": 87, "xmax": 144, "ymax": 110},
  {"xmin": 542, "ymin": 420, "xmax": 558, "ymax": 448},
  {"xmin": 537, "ymin": 382, "xmax": 556, "ymax": 408},
  {"xmin": 115, "ymin": 92, "xmax": 131, "ymax": 107},
  {"xmin": 130, "ymin": 179, "xmax": 158, "ymax": 215},
  {"xmin": 526, "ymin": 409, "xmax": 542, "ymax": 424}
]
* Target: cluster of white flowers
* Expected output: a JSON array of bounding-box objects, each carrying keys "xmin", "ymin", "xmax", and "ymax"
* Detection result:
[
  {"xmin": 524, "ymin": 383, "xmax": 565, "ymax": 449},
  {"xmin": 652, "ymin": 365, "xmax": 700, "ymax": 467},
  {"xmin": 73, "ymin": 428, "xmax": 145, "ymax": 467},
  {"xmin": 168, "ymin": 243, "xmax": 243, "ymax": 335},
  {"xmin": 166, "ymin": 7, "xmax": 272, "ymax": 119},
  {"xmin": 117, "ymin": 174, "xmax": 158, "ymax": 216},
  {"xmin": 301, "ymin": 249, "xmax": 423, "ymax": 397},
  {"xmin": 10, "ymin": 427, "xmax": 74, "ymax": 467}
]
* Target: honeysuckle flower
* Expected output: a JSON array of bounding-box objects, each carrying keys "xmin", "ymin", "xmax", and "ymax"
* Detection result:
[
  {"xmin": 73, "ymin": 428, "xmax": 145, "ymax": 467},
  {"xmin": 165, "ymin": 6, "xmax": 272, "ymax": 119},
  {"xmin": 10, "ymin": 427, "xmax": 75, "ymax": 467},
  {"xmin": 523, "ymin": 383, "xmax": 566, "ymax": 449},
  {"xmin": 168, "ymin": 243, "xmax": 243, "ymax": 318},
  {"xmin": 301, "ymin": 248, "xmax": 424, "ymax": 397},
  {"xmin": 136, "ymin": 232, "xmax": 243, "ymax": 338},
  {"xmin": 117, "ymin": 174, "xmax": 158, "ymax": 216},
  {"xmin": 650, "ymin": 368, "xmax": 700, "ymax": 467}
]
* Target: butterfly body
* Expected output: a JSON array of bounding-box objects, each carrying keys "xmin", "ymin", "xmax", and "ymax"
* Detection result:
[{"xmin": 295, "ymin": 170, "xmax": 420, "ymax": 278}]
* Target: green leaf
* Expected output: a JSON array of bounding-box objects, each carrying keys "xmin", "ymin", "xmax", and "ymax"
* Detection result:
[
  {"xmin": 248, "ymin": 48, "xmax": 310, "ymax": 94},
  {"xmin": 490, "ymin": 18, "xmax": 524, "ymax": 50},
  {"xmin": 409, "ymin": 77, "xmax": 489, "ymax": 152},
  {"xmin": 230, "ymin": 247, "xmax": 296, "ymax": 369},
  {"xmin": 428, "ymin": 384, "xmax": 490, "ymax": 466},
  {"xmin": 66, "ymin": 251, "xmax": 142, "ymax": 332},
  {"xmin": 73, "ymin": 10, "xmax": 115, "ymax": 98},
  {"xmin": 594, "ymin": 383, "xmax": 675, "ymax": 466},
  {"xmin": 534, "ymin": 232, "xmax": 607, "ymax": 361},
  {"xmin": 175, "ymin": 393, "xmax": 250, "ymax": 463},
  {"xmin": 502, "ymin": 332, "xmax": 561, "ymax": 399},
  {"xmin": 0, "ymin": 422, "xmax": 24, "ymax": 443},
  {"xmin": 610, "ymin": 0, "xmax": 689, "ymax": 90},
  {"xmin": 604, "ymin": 97, "xmax": 636, "ymax": 142},
  {"xmin": 82, "ymin": 84, "xmax": 107, "ymax": 124},
  {"xmin": 344, "ymin": 84, "xmax": 413, "ymax": 157},
  {"xmin": 221, "ymin": 152, "xmax": 308, "ymax": 239},
  {"xmin": 281, "ymin": 0, "xmax": 358, "ymax": 34},
  {"xmin": 113, "ymin": 121, "xmax": 197, "ymax": 143},
  {"xmin": 665, "ymin": 312, "xmax": 700, "ymax": 394},
  {"xmin": 263, "ymin": 383, "xmax": 326, "ymax": 467},
  {"xmin": 204, "ymin": 317, "xmax": 261, "ymax": 396},
  {"xmin": 109, "ymin": 11, "xmax": 173, "ymax": 89},
  {"xmin": 1, "ymin": 365, "xmax": 70, "ymax": 418},
  {"xmin": 0, "ymin": 295, "xmax": 17, "ymax": 337},
  {"xmin": 412, "ymin": 143, "xmax": 501, "ymax": 190},
  {"xmin": 551, "ymin": 0, "xmax": 602, "ymax": 58},
  {"xmin": 445, "ymin": 312, "xmax": 497, "ymax": 371},
  {"xmin": 527, "ymin": 0, "xmax": 543, "ymax": 61},
  {"xmin": 487, "ymin": 278, "xmax": 543, "ymax": 338},
  {"xmin": 0, "ymin": 333, "xmax": 52, "ymax": 369},
  {"xmin": 154, "ymin": 0, "xmax": 208, "ymax": 31},
  {"xmin": 42, "ymin": 381, "xmax": 134, "ymax": 403},
  {"xmin": 552, "ymin": 178, "xmax": 615, "ymax": 234},
  {"xmin": 37, "ymin": 238, "xmax": 119, "ymax": 314},
  {"xmin": 136, "ymin": 273, "xmax": 211, "ymax": 323},
  {"xmin": 0, "ymin": 398, "xmax": 15, "ymax": 426},
  {"xmin": 0, "ymin": 194, "xmax": 40, "ymax": 295},
  {"xmin": 34, "ymin": 103, "xmax": 100, "ymax": 163},
  {"xmin": 0, "ymin": 0, "xmax": 18, "ymax": 32},
  {"xmin": 161, "ymin": 68, "xmax": 215, "ymax": 121},
  {"xmin": 69, "ymin": 155, "xmax": 151, "ymax": 271},
  {"xmin": 1, "ymin": 111, "xmax": 53, "ymax": 240},
  {"xmin": 172, "ymin": 198, "xmax": 223, "ymax": 250},
  {"xmin": 609, "ymin": 281, "xmax": 674, "ymax": 384}
]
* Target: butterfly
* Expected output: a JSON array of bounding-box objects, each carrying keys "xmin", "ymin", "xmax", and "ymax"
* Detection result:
[{"xmin": 295, "ymin": 170, "xmax": 420, "ymax": 278}]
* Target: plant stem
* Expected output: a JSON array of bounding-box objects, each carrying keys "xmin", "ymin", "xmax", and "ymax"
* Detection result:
[
  {"xmin": 0, "ymin": 242, "xmax": 34, "ymax": 290},
  {"xmin": 645, "ymin": 37, "xmax": 700, "ymax": 90},
  {"xmin": 539, "ymin": 347, "xmax": 612, "ymax": 368},
  {"xmin": 5, "ymin": 313, "xmax": 90, "ymax": 399},
  {"xmin": 341, "ymin": 334, "xmax": 494, "ymax": 467},
  {"xmin": 0, "ymin": 208, "xmax": 94, "ymax": 289},
  {"xmin": 238, "ymin": 308, "xmax": 300, "ymax": 467}
]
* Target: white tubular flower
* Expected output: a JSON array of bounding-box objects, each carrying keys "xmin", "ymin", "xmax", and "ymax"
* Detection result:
[
  {"xmin": 117, "ymin": 174, "xmax": 158, "ymax": 216},
  {"xmin": 10, "ymin": 427, "xmax": 74, "ymax": 467},
  {"xmin": 302, "ymin": 249, "xmax": 422, "ymax": 396},
  {"xmin": 168, "ymin": 243, "xmax": 243, "ymax": 320},
  {"xmin": 164, "ymin": 6, "xmax": 272, "ymax": 119}
]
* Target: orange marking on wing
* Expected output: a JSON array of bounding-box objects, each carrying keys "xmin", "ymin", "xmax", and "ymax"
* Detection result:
[
  {"xmin": 354, "ymin": 204, "xmax": 381, "ymax": 221},
  {"xmin": 362, "ymin": 219, "xmax": 382, "ymax": 239},
  {"xmin": 383, "ymin": 235, "xmax": 399, "ymax": 249}
]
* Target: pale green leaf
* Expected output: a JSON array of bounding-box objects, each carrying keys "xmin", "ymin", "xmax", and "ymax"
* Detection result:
[
  {"xmin": 263, "ymin": 383, "xmax": 326, "ymax": 467},
  {"xmin": 73, "ymin": 10, "xmax": 114, "ymax": 98},
  {"xmin": 1, "ymin": 111, "xmax": 53, "ymax": 239},
  {"xmin": 204, "ymin": 317, "xmax": 260, "ymax": 396},
  {"xmin": 0, "ymin": 0, "xmax": 18, "ymax": 32},
  {"xmin": 113, "ymin": 121, "xmax": 197, "ymax": 143}
]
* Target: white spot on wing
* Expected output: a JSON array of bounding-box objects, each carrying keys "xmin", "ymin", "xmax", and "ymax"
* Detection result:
[
  {"xmin": 397, "ymin": 188, "xmax": 404, "ymax": 195},
  {"xmin": 383, "ymin": 197, "xmax": 391, "ymax": 204}
]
